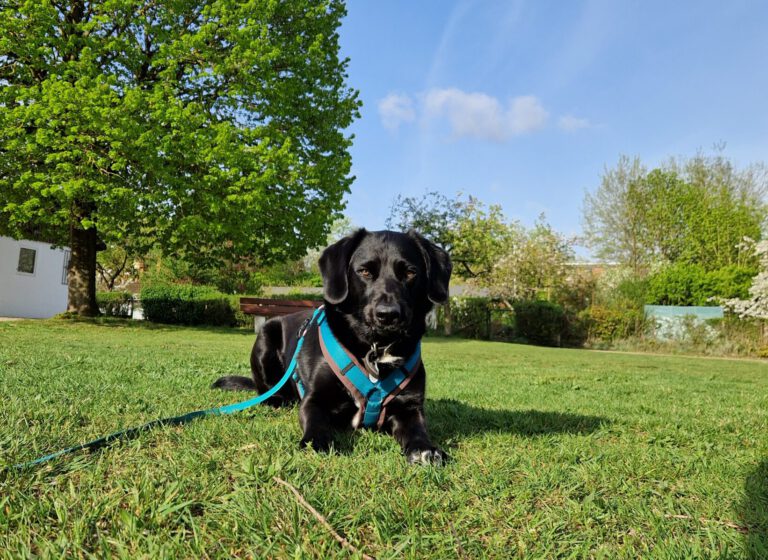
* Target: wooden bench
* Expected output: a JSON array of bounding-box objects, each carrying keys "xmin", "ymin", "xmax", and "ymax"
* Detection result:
[{"xmin": 239, "ymin": 297, "xmax": 322, "ymax": 332}]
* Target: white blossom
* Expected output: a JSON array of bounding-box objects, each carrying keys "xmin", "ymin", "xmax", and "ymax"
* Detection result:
[{"xmin": 724, "ymin": 240, "xmax": 768, "ymax": 319}]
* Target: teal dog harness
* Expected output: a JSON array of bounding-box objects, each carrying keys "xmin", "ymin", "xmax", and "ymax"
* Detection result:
[{"xmin": 292, "ymin": 307, "xmax": 422, "ymax": 429}]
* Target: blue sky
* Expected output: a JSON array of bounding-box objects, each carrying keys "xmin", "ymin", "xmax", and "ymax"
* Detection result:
[{"xmin": 337, "ymin": 0, "xmax": 768, "ymax": 250}]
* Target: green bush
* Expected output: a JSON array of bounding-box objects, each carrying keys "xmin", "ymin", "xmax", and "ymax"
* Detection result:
[
  {"xmin": 252, "ymin": 264, "xmax": 323, "ymax": 288},
  {"xmin": 96, "ymin": 291, "xmax": 134, "ymax": 318},
  {"xmin": 229, "ymin": 295, "xmax": 253, "ymax": 328},
  {"xmin": 647, "ymin": 263, "xmax": 755, "ymax": 306},
  {"xmin": 450, "ymin": 297, "xmax": 493, "ymax": 339},
  {"xmin": 614, "ymin": 277, "xmax": 650, "ymax": 307},
  {"xmin": 646, "ymin": 263, "xmax": 706, "ymax": 305},
  {"xmin": 704, "ymin": 265, "xmax": 755, "ymax": 300},
  {"xmin": 581, "ymin": 304, "xmax": 646, "ymax": 342},
  {"xmin": 562, "ymin": 310, "xmax": 590, "ymax": 347},
  {"xmin": 554, "ymin": 272, "xmax": 598, "ymax": 313},
  {"xmin": 512, "ymin": 300, "xmax": 568, "ymax": 347},
  {"xmin": 141, "ymin": 284, "xmax": 235, "ymax": 326}
]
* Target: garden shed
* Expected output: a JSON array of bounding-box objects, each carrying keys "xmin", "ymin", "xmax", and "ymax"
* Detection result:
[{"xmin": 0, "ymin": 236, "xmax": 70, "ymax": 318}]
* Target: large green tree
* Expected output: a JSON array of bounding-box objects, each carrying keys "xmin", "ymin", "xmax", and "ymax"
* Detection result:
[
  {"xmin": 0, "ymin": 0, "xmax": 359, "ymax": 314},
  {"xmin": 583, "ymin": 153, "xmax": 767, "ymax": 275}
]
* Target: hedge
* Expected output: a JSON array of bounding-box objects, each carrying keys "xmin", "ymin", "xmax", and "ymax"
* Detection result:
[
  {"xmin": 431, "ymin": 296, "xmax": 586, "ymax": 346},
  {"xmin": 511, "ymin": 300, "xmax": 569, "ymax": 347},
  {"xmin": 141, "ymin": 285, "xmax": 236, "ymax": 326}
]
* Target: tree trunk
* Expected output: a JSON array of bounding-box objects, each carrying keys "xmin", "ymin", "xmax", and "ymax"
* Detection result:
[
  {"xmin": 67, "ymin": 220, "xmax": 100, "ymax": 316},
  {"xmin": 443, "ymin": 298, "xmax": 452, "ymax": 336}
]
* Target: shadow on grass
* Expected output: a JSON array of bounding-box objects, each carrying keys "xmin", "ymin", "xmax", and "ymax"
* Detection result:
[
  {"xmin": 426, "ymin": 398, "xmax": 608, "ymax": 442},
  {"xmin": 324, "ymin": 399, "xmax": 608, "ymax": 456},
  {"xmin": 741, "ymin": 459, "xmax": 768, "ymax": 559}
]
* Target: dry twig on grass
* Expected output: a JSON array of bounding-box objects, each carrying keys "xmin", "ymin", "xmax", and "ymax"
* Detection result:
[
  {"xmin": 273, "ymin": 476, "xmax": 376, "ymax": 560},
  {"xmin": 448, "ymin": 519, "xmax": 469, "ymax": 560}
]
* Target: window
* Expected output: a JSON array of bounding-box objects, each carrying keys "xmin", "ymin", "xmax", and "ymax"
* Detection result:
[
  {"xmin": 17, "ymin": 247, "xmax": 36, "ymax": 275},
  {"xmin": 62, "ymin": 249, "xmax": 71, "ymax": 284}
]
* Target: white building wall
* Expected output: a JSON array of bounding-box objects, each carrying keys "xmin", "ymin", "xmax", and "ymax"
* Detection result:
[{"xmin": 0, "ymin": 236, "xmax": 69, "ymax": 318}]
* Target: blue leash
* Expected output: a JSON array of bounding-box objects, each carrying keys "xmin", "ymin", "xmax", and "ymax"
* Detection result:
[{"xmin": 11, "ymin": 307, "xmax": 322, "ymax": 471}]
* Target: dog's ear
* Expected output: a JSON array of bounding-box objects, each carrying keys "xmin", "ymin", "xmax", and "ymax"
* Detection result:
[
  {"xmin": 408, "ymin": 230, "xmax": 452, "ymax": 304},
  {"xmin": 319, "ymin": 228, "xmax": 368, "ymax": 304}
]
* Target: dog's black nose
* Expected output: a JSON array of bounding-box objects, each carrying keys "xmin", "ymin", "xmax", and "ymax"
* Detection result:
[{"xmin": 375, "ymin": 304, "xmax": 401, "ymax": 325}]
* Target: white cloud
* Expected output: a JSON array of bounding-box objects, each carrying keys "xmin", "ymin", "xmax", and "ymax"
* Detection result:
[
  {"xmin": 424, "ymin": 88, "xmax": 507, "ymax": 141},
  {"xmin": 508, "ymin": 95, "xmax": 549, "ymax": 135},
  {"xmin": 558, "ymin": 115, "xmax": 591, "ymax": 131},
  {"xmin": 377, "ymin": 88, "xmax": 580, "ymax": 140},
  {"xmin": 378, "ymin": 93, "xmax": 416, "ymax": 131},
  {"xmin": 423, "ymin": 88, "xmax": 548, "ymax": 141}
]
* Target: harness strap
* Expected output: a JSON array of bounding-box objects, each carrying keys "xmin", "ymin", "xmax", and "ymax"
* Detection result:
[{"xmin": 317, "ymin": 311, "xmax": 422, "ymax": 429}]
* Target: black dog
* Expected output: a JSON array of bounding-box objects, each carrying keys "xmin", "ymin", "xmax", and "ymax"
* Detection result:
[{"xmin": 213, "ymin": 229, "xmax": 452, "ymax": 464}]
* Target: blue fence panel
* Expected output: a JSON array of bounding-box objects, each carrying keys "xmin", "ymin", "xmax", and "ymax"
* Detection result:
[{"xmin": 644, "ymin": 305, "xmax": 724, "ymax": 340}]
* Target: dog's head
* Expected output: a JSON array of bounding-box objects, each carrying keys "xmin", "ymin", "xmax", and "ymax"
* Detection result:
[{"xmin": 319, "ymin": 229, "xmax": 452, "ymax": 345}]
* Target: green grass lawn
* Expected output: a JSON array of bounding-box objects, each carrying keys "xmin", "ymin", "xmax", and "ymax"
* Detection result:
[{"xmin": 1, "ymin": 319, "xmax": 767, "ymax": 559}]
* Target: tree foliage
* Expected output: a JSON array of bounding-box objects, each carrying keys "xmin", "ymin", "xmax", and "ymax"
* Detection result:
[
  {"xmin": 488, "ymin": 216, "xmax": 574, "ymax": 301},
  {"xmin": 388, "ymin": 192, "xmax": 574, "ymax": 301},
  {"xmin": 96, "ymin": 244, "xmax": 137, "ymax": 291},
  {"xmin": 646, "ymin": 262, "xmax": 755, "ymax": 306},
  {"xmin": 387, "ymin": 192, "xmax": 512, "ymax": 280},
  {"xmin": 387, "ymin": 191, "xmax": 461, "ymax": 252},
  {"xmin": 583, "ymin": 155, "xmax": 652, "ymax": 274},
  {"xmin": 0, "ymin": 0, "xmax": 360, "ymax": 314},
  {"xmin": 451, "ymin": 198, "xmax": 514, "ymax": 280},
  {"xmin": 583, "ymin": 152, "xmax": 767, "ymax": 275}
]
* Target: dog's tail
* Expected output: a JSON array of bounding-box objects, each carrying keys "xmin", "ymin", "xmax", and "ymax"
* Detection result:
[{"xmin": 211, "ymin": 376, "xmax": 258, "ymax": 391}]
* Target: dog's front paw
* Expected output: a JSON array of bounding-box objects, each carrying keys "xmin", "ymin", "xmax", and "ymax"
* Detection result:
[{"xmin": 406, "ymin": 447, "xmax": 448, "ymax": 466}]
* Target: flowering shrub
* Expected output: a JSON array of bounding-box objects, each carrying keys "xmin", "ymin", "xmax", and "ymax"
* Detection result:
[{"xmin": 724, "ymin": 240, "xmax": 768, "ymax": 320}]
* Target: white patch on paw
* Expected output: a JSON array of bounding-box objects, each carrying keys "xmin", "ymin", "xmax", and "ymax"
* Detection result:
[{"xmin": 408, "ymin": 448, "xmax": 445, "ymax": 465}]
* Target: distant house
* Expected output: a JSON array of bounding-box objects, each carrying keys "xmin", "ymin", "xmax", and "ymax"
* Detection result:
[{"xmin": 0, "ymin": 236, "xmax": 70, "ymax": 318}]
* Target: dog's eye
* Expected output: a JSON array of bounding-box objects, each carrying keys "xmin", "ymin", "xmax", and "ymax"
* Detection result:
[
  {"xmin": 405, "ymin": 269, "xmax": 417, "ymax": 281},
  {"xmin": 357, "ymin": 267, "xmax": 372, "ymax": 279}
]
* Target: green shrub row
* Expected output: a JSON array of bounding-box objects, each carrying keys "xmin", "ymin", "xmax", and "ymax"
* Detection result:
[
  {"xmin": 141, "ymin": 285, "xmax": 237, "ymax": 326},
  {"xmin": 646, "ymin": 263, "xmax": 755, "ymax": 306},
  {"xmin": 138, "ymin": 285, "xmax": 323, "ymax": 328},
  {"xmin": 96, "ymin": 291, "xmax": 134, "ymax": 318},
  {"xmin": 433, "ymin": 297, "xmax": 588, "ymax": 347}
]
